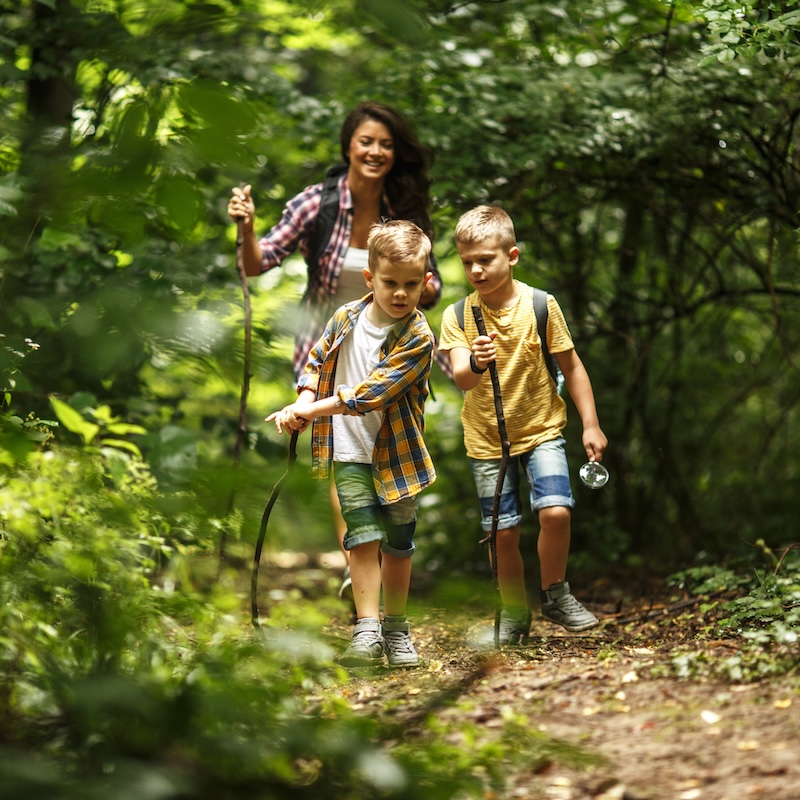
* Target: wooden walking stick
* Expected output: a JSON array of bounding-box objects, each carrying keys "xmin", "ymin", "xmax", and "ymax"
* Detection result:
[
  {"xmin": 251, "ymin": 430, "xmax": 298, "ymax": 630},
  {"xmin": 219, "ymin": 212, "xmax": 253, "ymax": 568},
  {"xmin": 471, "ymin": 305, "xmax": 511, "ymax": 649}
]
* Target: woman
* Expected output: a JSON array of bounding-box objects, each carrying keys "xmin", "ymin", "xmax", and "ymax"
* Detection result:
[
  {"xmin": 227, "ymin": 101, "xmax": 441, "ymax": 599},
  {"xmin": 228, "ymin": 101, "xmax": 441, "ymax": 372}
]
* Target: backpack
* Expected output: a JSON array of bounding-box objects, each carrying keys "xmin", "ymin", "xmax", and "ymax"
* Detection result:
[
  {"xmin": 306, "ymin": 164, "xmax": 349, "ymax": 284},
  {"xmin": 453, "ymin": 287, "xmax": 564, "ymax": 394}
]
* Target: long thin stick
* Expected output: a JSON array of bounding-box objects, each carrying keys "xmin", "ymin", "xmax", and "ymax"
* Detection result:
[
  {"xmin": 219, "ymin": 216, "xmax": 253, "ymax": 567},
  {"xmin": 251, "ymin": 430, "xmax": 299, "ymax": 629},
  {"xmin": 471, "ymin": 306, "xmax": 510, "ymax": 648}
]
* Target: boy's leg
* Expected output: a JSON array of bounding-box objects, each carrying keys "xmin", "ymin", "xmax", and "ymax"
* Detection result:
[
  {"xmin": 495, "ymin": 524, "xmax": 527, "ymax": 609},
  {"xmin": 380, "ymin": 498, "xmax": 420, "ymax": 667},
  {"xmin": 523, "ymin": 439, "xmax": 598, "ymax": 632},
  {"xmin": 536, "ymin": 506, "xmax": 572, "ymax": 589},
  {"xmin": 470, "ymin": 457, "xmax": 531, "ymax": 645},
  {"xmin": 350, "ymin": 540, "xmax": 382, "ymax": 620},
  {"xmin": 381, "ymin": 552, "xmax": 411, "ymax": 618},
  {"xmin": 335, "ymin": 463, "xmax": 387, "ymax": 666},
  {"xmin": 494, "ymin": 525, "xmax": 532, "ymax": 646}
]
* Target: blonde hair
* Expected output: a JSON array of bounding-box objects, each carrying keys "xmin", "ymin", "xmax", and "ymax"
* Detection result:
[
  {"xmin": 454, "ymin": 205, "xmax": 517, "ymax": 251},
  {"xmin": 367, "ymin": 219, "xmax": 431, "ymax": 272}
]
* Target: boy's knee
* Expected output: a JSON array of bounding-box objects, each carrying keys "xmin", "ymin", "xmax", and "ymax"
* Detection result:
[
  {"xmin": 538, "ymin": 505, "xmax": 571, "ymax": 528},
  {"xmin": 496, "ymin": 525, "xmax": 521, "ymax": 542}
]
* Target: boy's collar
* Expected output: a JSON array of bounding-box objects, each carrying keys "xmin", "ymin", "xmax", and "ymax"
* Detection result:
[{"xmin": 474, "ymin": 278, "xmax": 521, "ymax": 311}]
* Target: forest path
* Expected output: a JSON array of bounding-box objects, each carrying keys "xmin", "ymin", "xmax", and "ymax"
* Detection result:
[{"xmin": 263, "ymin": 553, "xmax": 799, "ymax": 800}]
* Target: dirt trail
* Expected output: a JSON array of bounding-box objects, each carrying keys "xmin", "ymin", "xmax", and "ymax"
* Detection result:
[{"xmin": 270, "ymin": 556, "xmax": 800, "ymax": 800}]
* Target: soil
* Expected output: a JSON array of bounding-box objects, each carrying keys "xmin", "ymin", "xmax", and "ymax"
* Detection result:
[{"xmin": 265, "ymin": 553, "xmax": 800, "ymax": 800}]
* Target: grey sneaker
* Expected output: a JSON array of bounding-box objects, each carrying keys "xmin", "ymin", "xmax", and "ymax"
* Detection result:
[
  {"xmin": 340, "ymin": 618, "xmax": 385, "ymax": 666},
  {"xmin": 382, "ymin": 616, "xmax": 419, "ymax": 667},
  {"xmin": 540, "ymin": 582, "xmax": 599, "ymax": 632},
  {"xmin": 498, "ymin": 606, "xmax": 532, "ymax": 645}
]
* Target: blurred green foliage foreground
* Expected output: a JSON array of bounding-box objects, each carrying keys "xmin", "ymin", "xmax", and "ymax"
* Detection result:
[{"xmin": 2, "ymin": 0, "xmax": 800, "ymax": 795}]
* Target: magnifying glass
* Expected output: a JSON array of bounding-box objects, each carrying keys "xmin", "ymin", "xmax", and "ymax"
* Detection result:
[{"xmin": 579, "ymin": 461, "xmax": 609, "ymax": 489}]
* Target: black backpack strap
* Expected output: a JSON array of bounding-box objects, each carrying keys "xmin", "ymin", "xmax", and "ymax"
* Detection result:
[
  {"xmin": 454, "ymin": 297, "xmax": 466, "ymax": 331},
  {"xmin": 306, "ymin": 164, "xmax": 347, "ymax": 283},
  {"xmin": 455, "ymin": 289, "xmax": 561, "ymax": 390},
  {"xmin": 532, "ymin": 287, "xmax": 555, "ymax": 384}
]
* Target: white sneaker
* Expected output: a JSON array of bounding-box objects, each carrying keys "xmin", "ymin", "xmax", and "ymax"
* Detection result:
[
  {"xmin": 540, "ymin": 582, "xmax": 599, "ymax": 632},
  {"xmin": 340, "ymin": 618, "xmax": 385, "ymax": 666},
  {"xmin": 382, "ymin": 616, "xmax": 419, "ymax": 667}
]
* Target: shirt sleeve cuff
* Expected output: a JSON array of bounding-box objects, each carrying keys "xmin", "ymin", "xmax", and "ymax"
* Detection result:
[
  {"xmin": 337, "ymin": 385, "xmax": 358, "ymax": 413},
  {"xmin": 297, "ymin": 373, "xmax": 319, "ymax": 394}
]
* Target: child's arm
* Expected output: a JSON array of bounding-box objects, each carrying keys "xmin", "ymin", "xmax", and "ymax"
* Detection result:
[
  {"xmin": 268, "ymin": 307, "xmax": 346, "ymax": 435},
  {"xmin": 448, "ymin": 332, "xmax": 498, "ymax": 392},
  {"xmin": 266, "ymin": 388, "xmax": 347, "ymax": 435},
  {"xmin": 338, "ymin": 327, "xmax": 434, "ymax": 414},
  {"xmin": 554, "ymin": 349, "xmax": 608, "ymax": 463}
]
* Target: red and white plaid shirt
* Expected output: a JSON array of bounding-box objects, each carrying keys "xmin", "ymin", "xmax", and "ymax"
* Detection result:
[{"xmin": 256, "ymin": 172, "xmax": 442, "ymax": 378}]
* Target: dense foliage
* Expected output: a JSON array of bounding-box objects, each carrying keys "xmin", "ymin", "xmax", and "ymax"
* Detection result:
[
  {"xmin": 1, "ymin": 1, "xmax": 799, "ymax": 795},
  {"xmin": 3, "ymin": 0, "xmax": 798, "ymax": 569}
]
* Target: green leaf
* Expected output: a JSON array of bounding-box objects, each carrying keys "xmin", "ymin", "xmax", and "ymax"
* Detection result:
[
  {"xmin": 49, "ymin": 396, "xmax": 100, "ymax": 445},
  {"xmin": 156, "ymin": 177, "xmax": 202, "ymax": 230},
  {"xmin": 13, "ymin": 297, "xmax": 57, "ymax": 330},
  {"xmin": 105, "ymin": 422, "xmax": 147, "ymax": 436},
  {"xmin": 100, "ymin": 438, "xmax": 143, "ymax": 457},
  {"xmin": 177, "ymin": 82, "xmax": 256, "ymax": 135}
]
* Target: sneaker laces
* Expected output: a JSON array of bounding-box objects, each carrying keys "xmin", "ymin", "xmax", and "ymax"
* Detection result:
[
  {"xmin": 384, "ymin": 630, "xmax": 414, "ymax": 654},
  {"xmin": 555, "ymin": 592, "xmax": 586, "ymax": 613},
  {"xmin": 352, "ymin": 629, "xmax": 381, "ymax": 645}
]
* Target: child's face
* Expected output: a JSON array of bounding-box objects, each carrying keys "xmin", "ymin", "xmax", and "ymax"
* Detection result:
[
  {"xmin": 457, "ymin": 239, "xmax": 519, "ymax": 297},
  {"xmin": 363, "ymin": 256, "xmax": 432, "ymax": 325}
]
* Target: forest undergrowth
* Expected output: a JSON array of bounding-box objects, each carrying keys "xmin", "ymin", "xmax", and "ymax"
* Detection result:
[{"xmin": 0, "ymin": 431, "xmax": 798, "ymax": 799}]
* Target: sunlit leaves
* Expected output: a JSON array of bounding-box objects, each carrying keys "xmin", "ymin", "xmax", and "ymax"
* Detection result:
[
  {"xmin": 699, "ymin": 0, "xmax": 800, "ymax": 63},
  {"xmin": 49, "ymin": 394, "xmax": 146, "ymax": 459}
]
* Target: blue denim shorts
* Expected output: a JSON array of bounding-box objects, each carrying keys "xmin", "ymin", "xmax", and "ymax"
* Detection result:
[
  {"xmin": 334, "ymin": 462, "xmax": 417, "ymax": 558},
  {"xmin": 469, "ymin": 437, "xmax": 574, "ymax": 532}
]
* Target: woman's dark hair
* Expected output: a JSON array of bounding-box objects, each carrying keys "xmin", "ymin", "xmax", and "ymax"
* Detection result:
[{"xmin": 339, "ymin": 101, "xmax": 434, "ymax": 237}]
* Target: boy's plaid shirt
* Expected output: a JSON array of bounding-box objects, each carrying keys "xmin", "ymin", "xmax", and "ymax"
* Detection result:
[
  {"xmin": 296, "ymin": 296, "xmax": 437, "ymax": 505},
  {"xmin": 255, "ymin": 173, "xmax": 442, "ymax": 377}
]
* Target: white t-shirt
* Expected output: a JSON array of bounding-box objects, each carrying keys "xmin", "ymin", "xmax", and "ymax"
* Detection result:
[
  {"xmin": 333, "ymin": 247, "xmax": 369, "ymax": 303},
  {"xmin": 332, "ymin": 304, "xmax": 391, "ymax": 463}
]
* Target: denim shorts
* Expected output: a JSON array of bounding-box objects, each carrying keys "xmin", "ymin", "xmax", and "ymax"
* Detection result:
[
  {"xmin": 334, "ymin": 462, "xmax": 417, "ymax": 558},
  {"xmin": 469, "ymin": 437, "xmax": 574, "ymax": 532}
]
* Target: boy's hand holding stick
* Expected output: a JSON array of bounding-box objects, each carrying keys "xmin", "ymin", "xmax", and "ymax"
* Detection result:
[{"xmin": 471, "ymin": 306, "xmax": 510, "ymax": 649}]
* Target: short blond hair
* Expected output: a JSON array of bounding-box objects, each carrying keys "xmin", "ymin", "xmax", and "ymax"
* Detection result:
[
  {"xmin": 454, "ymin": 205, "xmax": 517, "ymax": 251},
  {"xmin": 367, "ymin": 219, "xmax": 431, "ymax": 272}
]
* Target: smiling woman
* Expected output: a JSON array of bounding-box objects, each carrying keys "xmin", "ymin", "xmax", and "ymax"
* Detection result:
[
  {"xmin": 226, "ymin": 101, "xmax": 442, "ymax": 592},
  {"xmin": 226, "ymin": 101, "xmax": 440, "ymax": 377}
]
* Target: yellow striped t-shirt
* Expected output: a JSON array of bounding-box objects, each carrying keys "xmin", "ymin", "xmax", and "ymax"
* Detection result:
[{"xmin": 438, "ymin": 280, "xmax": 573, "ymax": 459}]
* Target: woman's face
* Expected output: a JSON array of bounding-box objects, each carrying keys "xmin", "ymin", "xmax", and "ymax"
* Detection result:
[{"xmin": 347, "ymin": 118, "xmax": 395, "ymax": 183}]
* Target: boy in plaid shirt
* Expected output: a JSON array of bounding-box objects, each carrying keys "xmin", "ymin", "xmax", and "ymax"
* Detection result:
[{"xmin": 267, "ymin": 220, "xmax": 436, "ymax": 667}]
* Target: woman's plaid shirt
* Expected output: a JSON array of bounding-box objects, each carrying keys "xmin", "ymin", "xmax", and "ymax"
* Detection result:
[
  {"xmin": 255, "ymin": 173, "xmax": 442, "ymax": 378},
  {"xmin": 296, "ymin": 296, "xmax": 437, "ymax": 505}
]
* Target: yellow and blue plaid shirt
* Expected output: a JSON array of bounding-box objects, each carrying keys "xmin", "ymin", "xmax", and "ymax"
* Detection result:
[{"xmin": 297, "ymin": 295, "xmax": 437, "ymax": 505}]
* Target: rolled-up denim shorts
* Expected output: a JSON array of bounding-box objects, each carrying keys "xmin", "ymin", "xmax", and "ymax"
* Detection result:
[
  {"xmin": 469, "ymin": 437, "xmax": 574, "ymax": 532},
  {"xmin": 334, "ymin": 462, "xmax": 417, "ymax": 558}
]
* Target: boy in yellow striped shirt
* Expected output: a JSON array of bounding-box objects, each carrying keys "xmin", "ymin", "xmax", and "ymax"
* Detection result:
[{"xmin": 438, "ymin": 206, "xmax": 607, "ymax": 644}]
